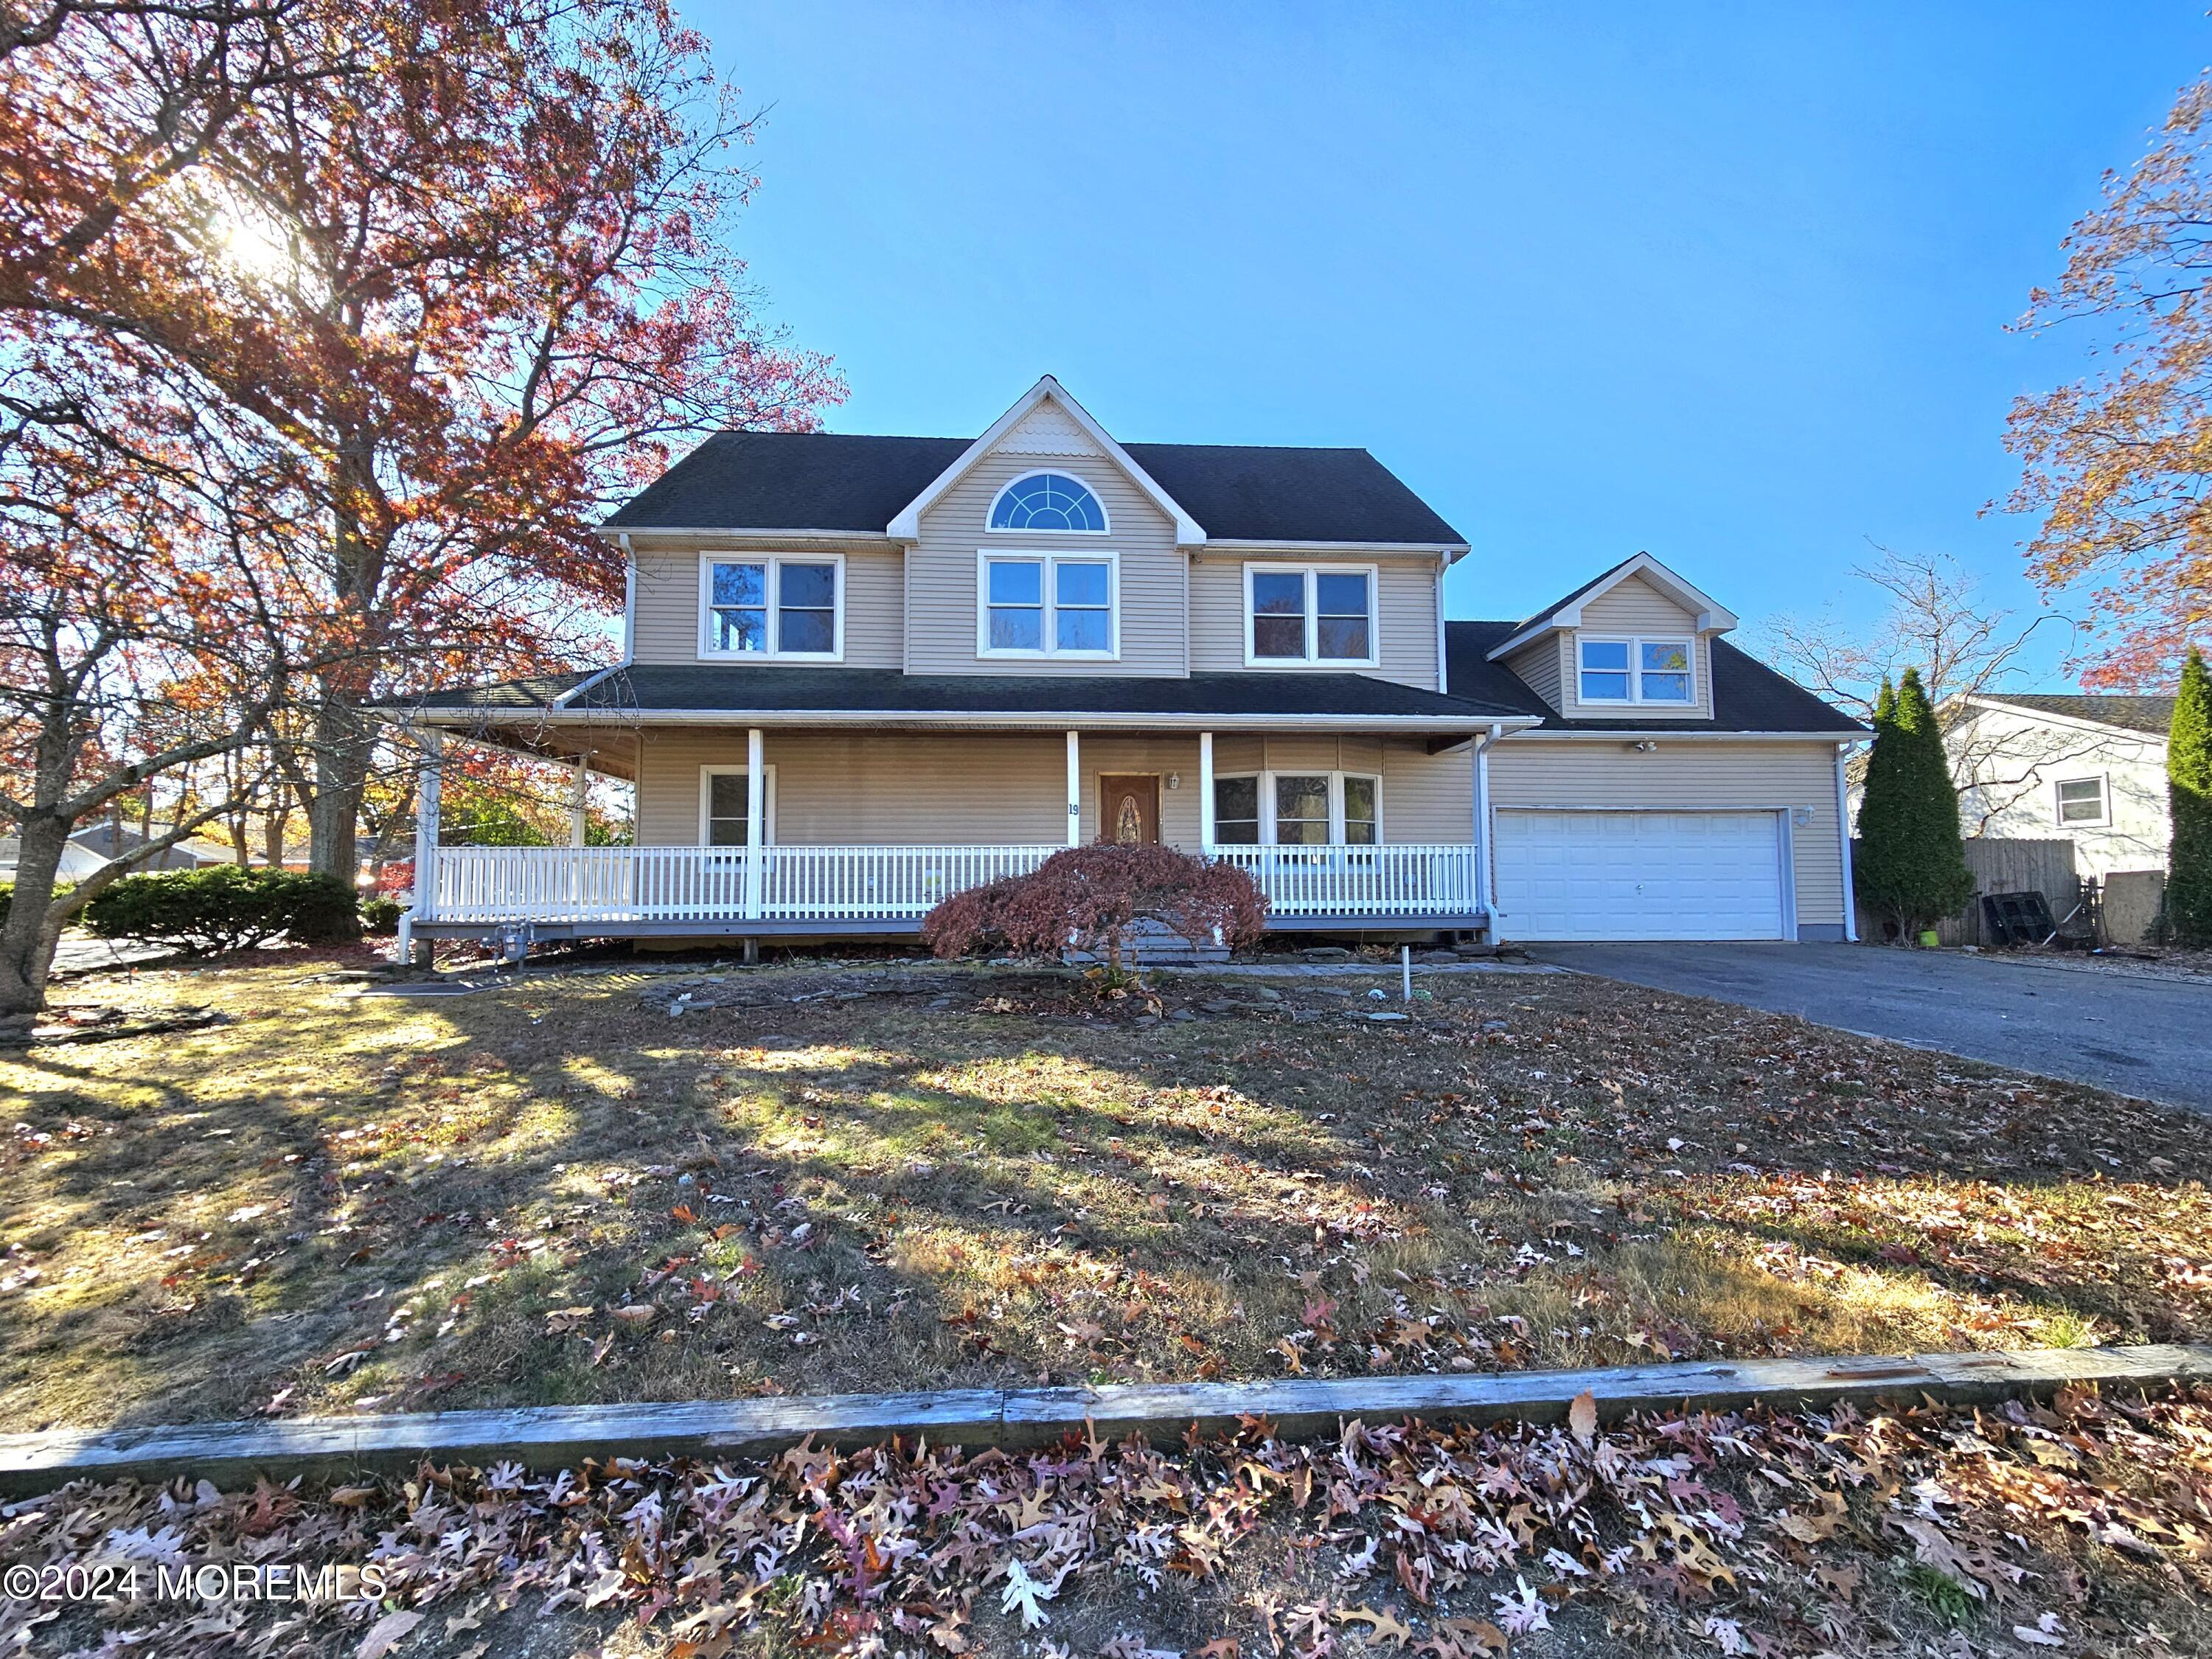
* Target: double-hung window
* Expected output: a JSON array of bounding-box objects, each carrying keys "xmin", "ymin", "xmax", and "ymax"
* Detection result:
[
  {"xmin": 698, "ymin": 765, "xmax": 775, "ymax": 848},
  {"xmin": 700, "ymin": 555, "xmax": 843, "ymax": 660},
  {"xmin": 1577, "ymin": 636, "xmax": 1694, "ymax": 704},
  {"xmin": 2055, "ymin": 776, "xmax": 2108, "ymax": 827},
  {"xmin": 1245, "ymin": 565, "xmax": 1377, "ymax": 666},
  {"xmin": 978, "ymin": 553, "xmax": 1118, "ymax": 658},
  {"xmin": 1211, "ymin": 771, "xmax": 1381, "ymax": 844}
]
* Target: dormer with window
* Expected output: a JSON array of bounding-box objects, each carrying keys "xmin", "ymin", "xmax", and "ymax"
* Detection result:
[{"xmin": 1484, "ymin": 552, "xmax": 1733, "ymax": 721}]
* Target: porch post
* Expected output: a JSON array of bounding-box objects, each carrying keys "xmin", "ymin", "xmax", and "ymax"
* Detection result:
[
  {"xmin": 1197, "ymin": 731, "xmax": 1215, "ymax": 852},
  {"xmin": 745, "ymin": 726, "xmax": 765, "ymax": 919},
  {"xmin": 1473, "ymin": 724, "xmax": 1499, "ymax": 922},
  {"xmin": 1065, "ymin": 730, "xmax": 1081, "ymax": 846},
  {"xmin": 569, "ymin": 751, "xmax": 589, "ymax": 848},
  {"xmin": 412, "ymin": 730, "xmax": 442, "ymax": 919}
]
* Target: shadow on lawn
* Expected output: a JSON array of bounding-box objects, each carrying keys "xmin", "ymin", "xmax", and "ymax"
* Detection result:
[{"xmin": 3, "ymin": 962, "xmax": 2211, "ymax": 1430}]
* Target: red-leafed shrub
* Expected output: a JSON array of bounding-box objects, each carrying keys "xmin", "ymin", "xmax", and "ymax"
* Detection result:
[{"xmin": 922, "ymin": 844, "xmax": 1267, "ymax": 970}]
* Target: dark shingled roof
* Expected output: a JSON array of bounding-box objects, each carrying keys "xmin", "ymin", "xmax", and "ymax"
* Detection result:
[
  {"xmin": 1975, "ymin": 693, "xmax": 2175, "ymax": 737},
  {"xmin": 602, "ymin": 431, "xmax": 1466, "ymax": 546},
  {"xmin": 409, "ymin": 665, "xmax": 1527, "ymax": 724},
  {"xmin": 1445, "ymin": 622, "xmax": 1865, "ymax": 735}
]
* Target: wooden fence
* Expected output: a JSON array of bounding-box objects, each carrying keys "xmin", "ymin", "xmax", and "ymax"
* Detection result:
[{"xmin": 1852, "ymin": 836, "xmax": 2081, "ymax": 946}]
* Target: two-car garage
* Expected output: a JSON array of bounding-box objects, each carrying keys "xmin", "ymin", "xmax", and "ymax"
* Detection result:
[
  {"xmin": 1483, "ymin": 740, "xmax": 1850, "ymax": 943},
  {"xmin": 1492, "ymin": 808, "xmax": 1792, "ymax": 942}
]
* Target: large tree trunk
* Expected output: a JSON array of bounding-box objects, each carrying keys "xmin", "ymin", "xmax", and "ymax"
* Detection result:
[
  {"xmin": 307, "ymin": 689, "xmax": 367, "ymax": 877},
  {"xmin": 0, "ymin": 813, "xmax": 74, "ymax": 1018},
  {"xmin": 306, "ymin": 431, "xmax": 383, "ymax": 880},
  {"xmin": 262, "ymin": 799, "xmax": 290, "ymax": 868}
]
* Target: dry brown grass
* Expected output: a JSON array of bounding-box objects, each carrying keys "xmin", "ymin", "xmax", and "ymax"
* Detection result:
[{"xmin": 1, "ymin": 950, "xmax": 2208, "ymax": 1433}]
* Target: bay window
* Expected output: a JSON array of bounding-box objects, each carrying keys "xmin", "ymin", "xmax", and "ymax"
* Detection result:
[{"xmin": 1211, "ymin": 771, "xmax": 1381, "ymax": 844}]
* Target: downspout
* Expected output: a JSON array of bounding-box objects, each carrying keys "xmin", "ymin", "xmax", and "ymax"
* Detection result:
[
  {"xmin": 1434, "ymin": 557, "xmax": 1448, "ymax": 691},
  {"xmin": 1834, "ymin": 740, "xmax": 1859, "ymax": 943},
  {"xmin": 618, "ymin": 534, "xmax": 636, "ymax": 663}
]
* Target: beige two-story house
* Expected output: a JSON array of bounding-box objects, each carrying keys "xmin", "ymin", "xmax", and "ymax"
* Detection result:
[{"xmin": 397, "ymin": 377, "xmax": 1863, "ymax": 949}]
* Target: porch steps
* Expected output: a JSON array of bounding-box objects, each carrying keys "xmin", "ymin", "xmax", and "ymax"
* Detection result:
[{"xmin": 1065, "ymin": 917, "xmax": 1229, "ymax": 967}]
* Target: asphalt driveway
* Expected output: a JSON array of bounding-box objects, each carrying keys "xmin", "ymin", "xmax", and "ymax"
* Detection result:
[{"xmin": 1527, "ymin": 942, "xmax": 2212, "ymax": 1113}]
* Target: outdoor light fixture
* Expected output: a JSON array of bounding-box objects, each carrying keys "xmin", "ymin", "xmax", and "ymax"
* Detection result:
[{"xmin": 1166, "ymin": 773, "xmax": 1180, "ymax": 789}]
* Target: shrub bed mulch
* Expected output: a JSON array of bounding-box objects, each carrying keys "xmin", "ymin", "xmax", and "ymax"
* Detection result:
[{"xmin": 5, "ymin": 1382, "xmax": 2212, "ymax": 1658}]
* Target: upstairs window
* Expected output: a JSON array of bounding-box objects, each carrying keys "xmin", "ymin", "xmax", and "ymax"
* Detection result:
[
  {"xmin": 1245, "ymin": 564, "xmax": 1377, "ymax": 666},
  {"xmin": 979, "ymin": 552, "xmax": 1119, "ymax": 657},
  {"xmin": 988, "ymin": 472, "xmax": 1107, "ymax": 532},
  {"xmin": 1578, "ymin": 636, "xmax": 1693, "ymax": 704},
  {"xmin": 701, "ymin": 555, "xmax": 842, "ymax": 660}
]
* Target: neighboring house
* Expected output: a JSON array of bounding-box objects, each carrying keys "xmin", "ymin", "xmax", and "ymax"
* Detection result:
[
  {"xmin": 1948, "ymin": 693, "xmax": 2174, "ymax": 880},
  {"xmin": 0, "ymin": 823, "xmax": 232, "ymax": 883},
  {"xmin": 396, "ymin": 376, "xmax": 1864, "ymax": 948}
]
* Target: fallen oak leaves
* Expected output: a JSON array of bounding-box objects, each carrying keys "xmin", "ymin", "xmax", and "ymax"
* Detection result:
[{"xmin": 1, "ymin": 1382, "xmax": 2211, "ymax": 1658}]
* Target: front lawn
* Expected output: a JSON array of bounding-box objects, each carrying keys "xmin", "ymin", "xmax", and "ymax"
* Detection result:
[{"xmin": 1, "ymin": 953, "xmax": 2208, "ymax": 1433}]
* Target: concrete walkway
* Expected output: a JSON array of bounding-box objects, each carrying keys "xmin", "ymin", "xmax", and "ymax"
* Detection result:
[{"xmin": 1529, "ymin": 941, "xmax": 2212, "ymax": 1113}]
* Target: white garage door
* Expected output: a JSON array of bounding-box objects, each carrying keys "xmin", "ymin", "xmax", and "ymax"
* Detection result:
[{"xmin": 1495, "ymin": 810, "xmax": 1789, "ymax": 942}]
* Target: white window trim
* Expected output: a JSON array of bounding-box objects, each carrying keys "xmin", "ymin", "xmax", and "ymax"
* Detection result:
[
  {"xmin": 1212, "ymin": 769, "xmax": 1383, "ymax": 845},
  {"xmin": 984, "ymin": 470, "xmax": 1112, "ymax": 535},
  {"xmin": 975, "ymin": 549, "xmax": 1121, "ymax": 661},
  {"xmin": 698, "ymin": 764, "xmax": 778, "ymax": 845},
  {"xmin": 2053, "ymin": 773, "xmax": 2110, "ymax": 829},
  {"xmin": 698, "ymin": 553, "xmax": 846, "ymax": 662},
  {"xmin": 1242, "ymin": 563, "xmax": 1382, "ymax": 669},
  {"xmin": 1575, "ymin": 634, "xmax": 1696, "ymax": 706}
]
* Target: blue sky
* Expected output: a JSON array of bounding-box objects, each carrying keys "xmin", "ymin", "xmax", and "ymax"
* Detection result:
[{"xmin": 698, "ymin": 1, "xmax": 2206, "ymax": 686}]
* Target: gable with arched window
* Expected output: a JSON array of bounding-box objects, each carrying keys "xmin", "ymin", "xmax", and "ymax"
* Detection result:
[{"xmin": 987, "ymin": 472, "xmax": 1108, "ymax": 533}]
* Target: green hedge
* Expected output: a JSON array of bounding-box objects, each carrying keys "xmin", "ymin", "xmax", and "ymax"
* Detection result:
[
  {"xmin": 360, "ymin": 895, "xmax": 403, "ymax": 933},
  {"xmin": 0, "ymin": 882, "xmax": 74, "ymax": 931},
  {"xmin": 81, "ymin": 867, "xmax": 361, "ymax": 953}
]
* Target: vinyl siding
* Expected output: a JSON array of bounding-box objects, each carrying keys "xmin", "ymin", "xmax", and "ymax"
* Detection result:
[
  {"xmin": 626, "ymin": 535, "xmax": 904, "ymax": 669},
  {"xmin": 1187, "ymin": 554, "xmax": 1441, "ymax": 689},
  {"xmin": 1503, "ymin": 639, "xmax": 1562, "ymax": 709},
  {"xmin": 1561, "ymin": 576, "xmax": 1714, "ymax": 720},
  {"xmin": 1489, "ymin": 739, "xmax": 1847, "ymax": 925},
  {"xmin": 635, "ymin": 731, "xmax": 1067, "ymax": 846},
  {"xmin": 631, "ymin": 729, "xmax": 1476, "ymax": 849},
  {"xmin": 908, "ymin": 448, "xmax": 1185, "ymax": 676}
]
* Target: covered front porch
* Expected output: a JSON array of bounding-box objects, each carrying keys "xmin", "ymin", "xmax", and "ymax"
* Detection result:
[{"xmin": 397, "ymin": 721, "xmax": 1506, "ymax": 948}]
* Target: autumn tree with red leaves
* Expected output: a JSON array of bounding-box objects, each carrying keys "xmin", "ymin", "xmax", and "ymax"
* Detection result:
[
  {"xmin": 2007, "ymin": 73, "xmax": 2212, "ymax": 686},
  {"xmin": 921, "ymin": 844, "xmax": 1269, "ymax": 973},
  {"xmin": 4, "ymin": 0, "xmax": 841, "ymax": 879},
  {"xmin": 0, "ymin": 345, "xmax": 314, "ymax": 1013}
]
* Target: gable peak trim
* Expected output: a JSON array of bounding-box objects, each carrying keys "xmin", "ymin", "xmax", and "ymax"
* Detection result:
[
  {"xmin": 1485, "ymin": 552, "xmax": 1739, "ymax": 660},
  {"xmin": 886, "ymin": 376, "xmax": 1205, "ymax": 544}
]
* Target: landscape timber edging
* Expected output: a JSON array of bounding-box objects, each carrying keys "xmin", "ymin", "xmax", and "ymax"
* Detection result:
[{"xmin": 2, "ymin": 1343, "xmax": 2208, "ymax": 1500}]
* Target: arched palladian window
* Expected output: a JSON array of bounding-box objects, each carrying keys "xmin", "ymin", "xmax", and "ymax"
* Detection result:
[{"xmin": 987, "ymin": 472, "xmax": 1107, "ymax": 533}]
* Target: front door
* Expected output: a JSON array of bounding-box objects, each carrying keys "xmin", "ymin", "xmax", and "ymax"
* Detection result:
[{"xmin": 1099, "ymin": 775, "xmax": 1161, "ymax": 845}]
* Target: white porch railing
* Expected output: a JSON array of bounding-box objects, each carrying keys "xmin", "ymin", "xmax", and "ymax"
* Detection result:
[
  {"xmin": 428, "ymin": 844, "xmax": 1062, "ymax": 925},
  {"xmin": 422, "ymin": 842, "xmax": 1483, "ymax": 926},
  {"xmin": 1211, "ymin": 842, "xmax": 1482, "ymax": 918}
]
